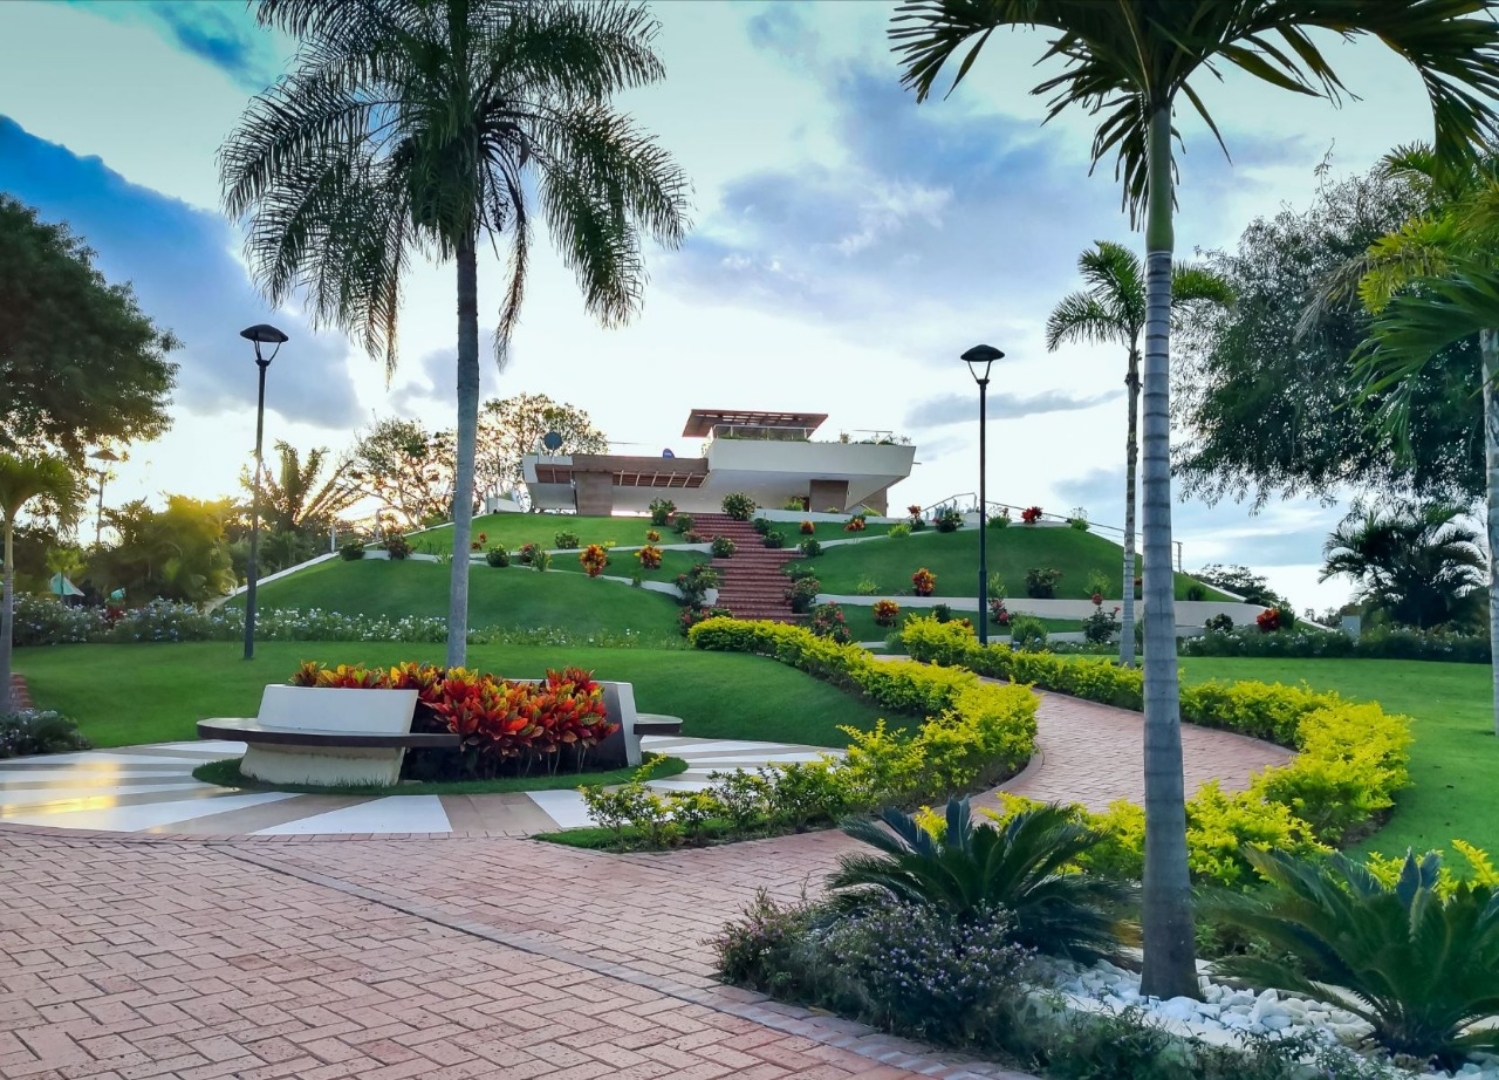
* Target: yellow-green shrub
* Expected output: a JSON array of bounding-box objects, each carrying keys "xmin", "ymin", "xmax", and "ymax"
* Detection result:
[
  {"xmin": 1183, "ymin": 782, "xmax": 1327, "ymax": 887},
  {"xmin": 1365, "ymin": 840, "xmax": 1499, "ymax": 893}
]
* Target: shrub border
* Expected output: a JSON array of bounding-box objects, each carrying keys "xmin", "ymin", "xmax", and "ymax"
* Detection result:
[{"xmin": 897, "ymin": 617, "xmax": 1412, "ymax": 886}]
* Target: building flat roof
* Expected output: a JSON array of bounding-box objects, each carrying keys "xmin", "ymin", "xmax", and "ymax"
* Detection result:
[{"xmin": 682, "ymin": 409, "xmax": 829, "ymax": 437}]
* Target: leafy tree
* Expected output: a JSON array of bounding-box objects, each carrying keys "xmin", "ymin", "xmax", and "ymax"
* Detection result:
[
  {"xmin": 0, "ymin": 454, "xmax": 85, "ymax": 711},
  {"xmin": 90, "ymin": 497, "xmax": 236, "ymax": 605},
  {"xmin": 0, "ymin": 196, "xmax": 178, "ymax": 460},
  {"xmin": 1174, "ymin": 165, "xmax": 1483, "ymax": 509},
  {"xmin": 1320, "ymin": 500, "xmax": 1484, "ymax": 630},
  {"xmin": 1348, "ymin": 146, "xmax": 1499, "ymax": 733},
  {"xmin": 1047, "ymin": 241, "xmax": 1232, "ymax": 666},
  {"xmin": 241, "ymin": 440, "xmax": 358, "ymax": 536},
  {"xmin": 476, "ymin": 393, "xmax": 610, "ymax": 508},
  {"xmin": 221, "ymin": 0, "xmax": 690, "ymax": 667},
  {"xmin": 343, "ymin": 418, "xmax": 455, "ymax": 531},
  {"xmin": 890, "ymin": 0, "xmax": 1499, "ymax": 998},
  {"xmin": 1191, "ymin": 564, "xmax": 1286, "ymax": 609}
]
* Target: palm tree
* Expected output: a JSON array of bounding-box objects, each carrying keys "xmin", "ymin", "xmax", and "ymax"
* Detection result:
[
  {"xmin": 1347, "ymin": 146, "xmax": 1499, "ymax": 733},
  {"xmin": 221, "ymin": 0, "xmax": 691, "ymax": 667},
  {"xmin": 1046, "ymin": 242, "xmax": 1232, "ymax": 666},
  {"xmin": 0, "ymin": 454, "xmax": 84, "ymax": 712},
  {"xmin": 243, "ymin": 441, "xmax": 359, "ymax": 536},
  {"xmin": 1321, "ymin": 500, "xmax": 1485, "ymax": 630},
  {"xmin": 889, "ymin": 0, "xmax": 1499, "ymax": 998}
]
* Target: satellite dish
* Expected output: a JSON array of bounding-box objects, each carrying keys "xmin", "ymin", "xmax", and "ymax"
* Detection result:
[
  {"xmin": 662, "ymin": 448, "xmax": 675, "ymax": 459},
  {"xmin": 542, "ymin": 431, "xmax": 563, "ymax": 451}
]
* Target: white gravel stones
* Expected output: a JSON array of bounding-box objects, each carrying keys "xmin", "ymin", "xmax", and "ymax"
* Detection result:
[{"xmin": 1039, "ymin": 959, "xmax": 1499, "ymax": 1079}]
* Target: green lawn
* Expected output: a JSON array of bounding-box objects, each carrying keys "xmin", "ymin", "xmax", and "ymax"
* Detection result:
[
  {"xmin": 15, "ymin": 641, "xmax": 886, "ymax": 750},
  {"xmin": 1176, "ymin": 657, "xmax": 1499, "ymax": 858},
  {"xmin": 411, "ymin": 512, "xmax": 658, "ymax": 552},
  {"xmin": 230, "ymin": 557, "xmax": 681, "ymax": 635},
  {"xmin": 807, "ymin": 527, "xmax": 1224, "ymax": 601},
  {"xmin": 548, "ymin": 548, "xmax": 704, "ymax": 582}
]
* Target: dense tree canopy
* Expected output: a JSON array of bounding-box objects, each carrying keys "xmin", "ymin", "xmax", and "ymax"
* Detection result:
[
  {"xmin": 90, "ymin": 496, "xmax": 236, "ymax": 604},
  {"xmin": 0, "ymin": 196, "xmax": 179, "ymax": 460},
  {"xmin": 476, "ymin": 393, "xmax": 609, "ymax": 508},
  {"xmin": 1173, "ymin": 166, "xmax": 1483, "ymax": 509},
  {"xmin": 343, "ymin": 418, "xmax": 456, "ymax": 531}
]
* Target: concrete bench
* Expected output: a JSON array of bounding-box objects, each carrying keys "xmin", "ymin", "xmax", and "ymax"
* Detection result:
[{"xmin": 198, "ymin": 685, "xmax": 455, "ymax": 787}]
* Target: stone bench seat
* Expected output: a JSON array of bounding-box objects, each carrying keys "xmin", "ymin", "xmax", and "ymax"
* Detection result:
[
  {"xmin": 197, "ymin": 717, "xmax": 459, "ymax": 750},
  {"xmin": 633, "ymin": 714, "xmax": 684, "ymax": 737}
]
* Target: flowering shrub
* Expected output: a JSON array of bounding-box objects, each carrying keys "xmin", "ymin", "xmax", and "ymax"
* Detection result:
[
  {"xmin": 844, "ymin": 515, "xmax": 867, "ymax": 533},
  {"xmin": 678, "ymin": 604, "xmax": 733, "ymax": 636},
  {"xmin": 762, "ymin": 530, "xmax": 787, "ymax": 549},
  {"xmin": 808, "ymin": 603, "xmax": 852, "ymax": 644},
  {"xmin": 907, "ymin": 504, "xmax": 923, "ymax": 520},
  {"xmin": 752, "ymin": 517, "xmax": 773, "ymax": 535},
  {"xmin": 800, "ymin": 520, "xmax": 816, "ymax": 535},
  {"xmin": 635, "ymin": 544, "xmax": 663, "ymax": 570},
  {"xmin": 799, "ymin": 537, "xmax": 822, "ymax": 557},
  {"xmin": 988, "ymin": 598, "xmax": 1010, "ymax": 626},
  {"xmin": 1256, "ymin": 607, "xmax": 1281, "ymax": 633},
  {"xmin": 340, "ymin": 541, "xmax": 366, "ymax": 561},
  {"xmin": 873, "ymin": 599, "xmax": 901, "ymax": 627},
  {"xmin": 674, "ymin": 563, "xmax": 719, "ymax": 606},
  {"xmin": 579, "ymin": 544, "xmax": 609, "ymax": 577},
  {"xmin": 672, "ymin": 513, "xmax": 696, "ymax": 535},
  {"xmin": 912, "ymin": 568, "xmax": 936, "ymax": 597},
  {"xmin": 710, "ymin": 535, "xmax": 737, "ymax": 558},
  {"xmin": 1020, "ymin": 506, "xmax": 1042, "ymax": 524},
  {"xmin": 516, "ymin": 542, "xmax": 540, "ymax": 566},
  {"xmin": 933, "ymin": 506, "xmax": 963, "ymax": 532},
  {"xmin": 555, "ymin": 530, "xmax": 581, "ymax": 550},
  {"xmin": 645, "ymin": 528, "xmax": 661, "ymax": 543},
  {"xmin": 1080, "ymin": 598, "xmax": 1120, "ymax": 644},
  {"xmin": 1, "ymin": 709, "xmax": 91, "ymax": 758},
  {"xmin": 470, "ymin": 531, "xmax": 488, "ymax": 552},
  {"xmin": 722, "ymin": 492, "xmax": 757, "ymax": 521},
  {"xmin": 485, "ymin": 546, "xmax": 509, "ymax": 568},
  {"xmin": 683, "ymin": 529, "xmax": 706, "ymax": 543},
  {"xmin": 1023, "ymin": 567, "xmax": 1062, "ymax": 599},
  {"xmin": 382, "ymin": 532, "xmax": 413, "ymax": 559},
  {"xmin": 785, "ymin": 576, "xmax": 821, "ymax": 614}
]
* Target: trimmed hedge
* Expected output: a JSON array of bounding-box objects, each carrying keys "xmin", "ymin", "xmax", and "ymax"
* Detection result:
[
  {"xmin": 901, "ymin": 617, "xmax": 1412, "ymax": 886},
  {"xmin": 1179, "ymin": 624, "xmax": 1490, "ymax": 664}
]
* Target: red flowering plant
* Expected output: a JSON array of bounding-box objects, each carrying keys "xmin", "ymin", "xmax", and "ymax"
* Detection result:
[
  {"xmin": 516, "ymin": 542, "xmax": 540, "ymax": 566},
  {"xmin": 1256, "ymin": 607, "xmax": 1281, "ymax": 633},
  {"xmin": 872, "ymin": 598, "xmax": 901, "ymax": 627},
  {"xmin": 470, "ymin": 531, "xmax": 488, "ymax": 552},
  {"xmin": 844, "ymin": 515, "xmax": 867, "ymax": 533},
  {"xmin": 800, "ymin": 520, "xmax": 816, "ymax": 535},
  {"xmin": 808, "ymin": 602, "xmax": 852, "ymax": 644},
  {"xmin": 907, "ymin": 504, "xmax": 923, "ymax": 520},
  {"xmin": 912, "ymin": 567, "xmax": 937, "ymax": 597},
  {"xmin": 1021, "ymin": 506, "xmax": 1043, "ymax": 524},
  {"xmin": 678, "ymin": 605, "xmax": 733, "ymax": 635},
  {"xmin": 635, "ymin": 544, "xmax": 663, "ymax": 570},
  {"xmin": 645, "ymin": 528, "xmax": 661, "ymax": 543},
  {"xmin": 989, "ymin": 598, "xmax": 1010, "ymax": 626},
  {"xmin": 579, "ymin": 544, "xmax": 609, "ymax": 577}
]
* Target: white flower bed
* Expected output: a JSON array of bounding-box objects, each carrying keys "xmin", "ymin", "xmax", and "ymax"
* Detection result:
[{"xmin": 1042, "ymin": 959, "xmax": 1499, "ymax": 1079}]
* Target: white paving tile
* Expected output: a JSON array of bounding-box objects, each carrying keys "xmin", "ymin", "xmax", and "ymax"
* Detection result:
[
  {"xmin": 0, "ymin": 767, "xmax": 194, "ymax": 784},
  {"xmin": 4, "ymin": 792, "xmax": 297, "ymax": 832},
  {"xmin": 524, "ymin": 789, "xmax": 595, "ymax": 830},
  {"xmin": 150, "ymin": 741, "xmax": 247, "ymax": 755},
  {"xmin": 41, "ymin": 752, "xmax": 212, "ymax": 766},
  {"xmin": 641, "ymin": 739, "xmax": 786, "ymax": 754},
  {"xmin": 254, "ymin": 795, "xmax": 451, "ymax": 836},
  {"xmin": 680, "ymin": 753, "xmax": 833, "ymax": 766},
  {"xmin": 0, "ymin": 782, "xmax": 208, "ymax": 809}
]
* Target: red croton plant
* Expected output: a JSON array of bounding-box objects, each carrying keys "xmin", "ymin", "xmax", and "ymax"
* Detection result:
[{"xmin": 290, "ymin": 661, "xmax": 616, "ymax": 777}]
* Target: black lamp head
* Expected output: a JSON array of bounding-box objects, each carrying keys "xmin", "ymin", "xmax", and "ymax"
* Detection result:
[
  {"xmin": 240, "ymin": 323, "xmax": 289, "ymax": 363},
  {"xmin": 962, "ymin": 344, "xmax": 1004, "ymax": 383}
]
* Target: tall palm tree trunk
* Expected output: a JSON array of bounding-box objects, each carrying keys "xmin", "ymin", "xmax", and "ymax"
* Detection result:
[
  {"xmin": 1138, "ymin": 104, "xmax": 1198, "ymax": 1000},
  {"xmin": 448, "ymin": 234, "xmax": 481, "ymax": 669},
  {"xmin": 0, "ymin": 518, "xmax": 14, "ymax": 714},
  {"xmin": 1483, "ymin": 329, "xmax": 1499, "ymax": 737},
  {"xmin": 1120, "ymin": 353, "xmax": 1140, "ymax": 667}
]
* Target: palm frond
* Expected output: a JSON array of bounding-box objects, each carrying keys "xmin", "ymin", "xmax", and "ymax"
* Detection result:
[{"xmin": 1045, "ymin": 292, "xmax": 1122, "ymax": 351}]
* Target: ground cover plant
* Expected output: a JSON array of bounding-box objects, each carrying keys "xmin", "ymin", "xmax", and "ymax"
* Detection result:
[
  {"xmin": 14, "ymin": 641, "xmax": 887, "ymax": 750},
  {"xmin": 810, "ymin": 527, "xmax": 1226, "ymax": 600},
  {"xmin": 1177, "ymin": 656, "xmax": 1499, "ymax": 856}
]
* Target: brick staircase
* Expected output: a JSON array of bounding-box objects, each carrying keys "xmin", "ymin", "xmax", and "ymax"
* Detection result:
[{"xmin": 690, "ymin": 512, "xmax": 803, "ymax": 622}]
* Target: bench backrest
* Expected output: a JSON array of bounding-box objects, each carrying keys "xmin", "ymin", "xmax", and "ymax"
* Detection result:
[{"xmin": 257, "ymin": 685, "xmax": 419, "ymax": 735}]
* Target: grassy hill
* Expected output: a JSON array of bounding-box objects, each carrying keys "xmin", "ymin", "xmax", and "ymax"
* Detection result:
[
  {"xmin": 233, "ymin": 558, "xmax": 681, "ymax": 636},
  {"xmin": 807, "ymin": 526, "xmax": 1226, "ymax": 601}
]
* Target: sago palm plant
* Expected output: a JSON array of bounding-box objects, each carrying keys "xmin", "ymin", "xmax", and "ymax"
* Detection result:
[
  {"xmin": 830, "ymin": 797, "xmax": 1131, "ymax": 965},
  {"xmin": 1213, "ymin": 847, "xmax": 1499, "ymax": 1066},
  {"xmin": 1046, "ymin": 242, "xmax": 1232, "ymax": 666},
  {"xmin": 0, "ymin": 453, "xmax": 84, "ymax": 712},
  {"xmin": 221, "ymin": 0, "xmax": 690, "ymax": 667},
  {"xmin": 890, "ymin": 0, "xmax": 1499, "ymax": 997}
]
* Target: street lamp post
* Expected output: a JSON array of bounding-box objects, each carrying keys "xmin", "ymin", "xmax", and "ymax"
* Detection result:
[
  {"xmin": 240, "ymin": 323, "xmax": 289, "ymax": 661},
  {"xmin": 962, "ymin": 345, "xmax": 1004, "ymax": 646},
  {"xmin": 89, "ymin": 449, "xmax": 119, "ymax": 547}
]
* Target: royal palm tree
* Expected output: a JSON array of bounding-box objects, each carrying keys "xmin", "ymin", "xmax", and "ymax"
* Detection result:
[
  {"xmin": 1321, "ymin": 499, "xmax": 1485, "ymax": 630},
  {"xmin": 889, "ymin": 0, "xmax": 1499, "ymax": 998},
  {"xmin": 221, "ymin": 0, "xmax": 691, "ymax": 667},
  {"xmin": 1347, "ymin": 146, "xmax": 1499, "ymax": 733},
  {"xmin": 0, "ymin": 454, "xmax": 84, "ymax": 712},
  {"xmin": 1046, "ymin": 242, "xmax": 1232, "ymax": 666}
]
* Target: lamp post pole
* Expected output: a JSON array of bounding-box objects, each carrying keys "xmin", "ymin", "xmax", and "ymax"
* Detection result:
[
  {"xmin": 239, "ymin": 324, "xmax": 289, "ymax": 661},
  {"xmin": 962, "ymin": 345, "xmax": 1005, "ymax": 647}
]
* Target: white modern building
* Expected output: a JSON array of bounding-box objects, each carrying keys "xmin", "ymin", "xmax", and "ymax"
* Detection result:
[{"xmin": 521, "ymin": 408, "xmax": 917, "ymax": 516}]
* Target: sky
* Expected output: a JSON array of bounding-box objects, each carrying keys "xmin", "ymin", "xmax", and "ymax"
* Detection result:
[{"xmin": 0, "ymin": 0, "xmax": 1458, "ymax": 612}]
